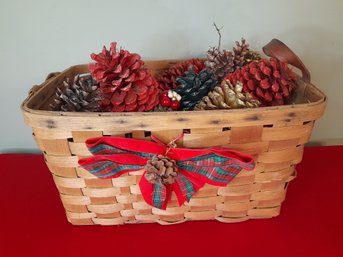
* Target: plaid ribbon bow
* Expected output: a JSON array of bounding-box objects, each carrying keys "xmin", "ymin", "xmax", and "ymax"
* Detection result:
[{"xmin": 79, "ymin": 136, "xmax": 255, "ymax": 210}]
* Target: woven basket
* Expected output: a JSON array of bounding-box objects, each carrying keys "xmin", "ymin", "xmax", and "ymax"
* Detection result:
[{"xmin": 21, "ymin": 39, "xmax": 326, "ymax": 225}]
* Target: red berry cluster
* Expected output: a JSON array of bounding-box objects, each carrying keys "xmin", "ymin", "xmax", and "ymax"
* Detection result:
[{"xmin": 160, "ymin": 90, "xmax": 181, "ymax": 110}]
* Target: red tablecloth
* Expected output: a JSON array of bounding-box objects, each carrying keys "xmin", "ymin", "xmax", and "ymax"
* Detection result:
[{"xmin": 1, "ymin": 146, "xmax": 342, "ymax": 257}]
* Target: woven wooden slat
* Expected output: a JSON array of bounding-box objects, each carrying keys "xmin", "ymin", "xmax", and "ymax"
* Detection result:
[{"xmin": 20, "ymin": 61, "xmax": 326, "ymax": 225}]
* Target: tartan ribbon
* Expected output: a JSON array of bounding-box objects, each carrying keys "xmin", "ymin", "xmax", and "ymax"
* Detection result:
[{"xmin": 78, "ymin": 136, "xmax": 255, "ymax": 210}]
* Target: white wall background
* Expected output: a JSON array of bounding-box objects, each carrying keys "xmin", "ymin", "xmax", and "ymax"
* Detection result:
[{"xmin": 1, "ymin": 0, "xmax": 342, "ymax": 152}]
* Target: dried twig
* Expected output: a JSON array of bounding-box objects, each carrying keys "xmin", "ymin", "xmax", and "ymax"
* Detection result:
[{"xmin": 213, "ymin": 23, "xmax": 223, "ymax": 50}]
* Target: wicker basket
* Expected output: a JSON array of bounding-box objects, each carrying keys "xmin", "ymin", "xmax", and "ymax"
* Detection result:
[{"xmin": 21, "ymin": 39, "xmax": 326, "ymax": 225}]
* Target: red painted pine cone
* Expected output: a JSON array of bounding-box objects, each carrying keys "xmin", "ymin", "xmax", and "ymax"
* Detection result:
[
  {"xmin": 89, "ymin": 42, "xmax": 160, "ymax": 112},
  {"xmin": 225, "ymin": 58, "xmax": 297, "ymax": 106},
  {"xmin": 157, "ymin": 59, "xmax": 205, "ymax": 90}
]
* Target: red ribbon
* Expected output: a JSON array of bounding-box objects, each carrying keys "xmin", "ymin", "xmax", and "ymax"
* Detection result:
[{"xmin": 79, "ymin": 136, "xmax": 255, "ymax": 209}]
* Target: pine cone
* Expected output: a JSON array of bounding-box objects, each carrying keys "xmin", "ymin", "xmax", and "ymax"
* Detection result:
[
  {"xmin": 157, "ymin": 59, "xmax": 205, "ymax": 90},
  {"xmin": 225, "ymin": 58, "xmax": 297, "ymax": 106},
  {"xmin": 194, "ymin": 80, "xmax": 260, "ymax": 110},
  {"xmin": 205, "ymin": 47, "xmax": 234, "ymax": 82},
  {"xmin": 206, "ymin": 38, "xmax": 261, "ymax": 82},
  {"xmin": 153, "ymin": 104, "xmax": 172, "ymax": 112},
  {"xmin": 233, "ymin": 38, "xmax": 261, "ymax": 68},
  {"xmin": 144, "ymin": 155, "xmax": 178, "ymax": 185},
  {"xmin": 89, "ymin": 42, "xmax": 160, "ymax": 112},
  {"xmin": 175, "ymin": 67, "xmax": 218, "ymax": 111},
  {"xmin": 244, "ymin": 50, "xmax": 261, "ymax": 64},
  {"xmin": 50, "ymin": 74, "xmax": 101, "ymax": 112}
]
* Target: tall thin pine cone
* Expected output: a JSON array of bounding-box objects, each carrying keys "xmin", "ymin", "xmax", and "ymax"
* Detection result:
[
  {"xmin": 157, "ymin": 59, "xmax": 205, "ymax": 90},
  {"xmin": 175, "ymin": 67, "xmax": 218, "ymax": 111},
  {"xmin": 50, "ymin": 74, "xmax": 101, "ymax": 112},
  {"xmin": 225, "ymin": 58, "xmax": 297, "ymax": 106},
  {"xmin": 205, "ymin": 47, "xmax": 234, "ymax": 82},
  {"xmin": 194, "ymin": 80, "xmax": 260, "ymax": 110},
  {"xmin": 233, "ymin": 38, "xmax": 260, "ymax": 68},
  {"xmin": 89, "ymin": 42, "xmax": 159, "ymax": 112}
]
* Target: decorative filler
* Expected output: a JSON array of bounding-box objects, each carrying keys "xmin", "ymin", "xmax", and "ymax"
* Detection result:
[
  {"xmin": 194, "ymin": 80, "xmax": 260, "ymax": 110},
  {"xmin": 175, "ymin": 67, "xmax": 218, "ymax": 111},
  {"xmin": 79, "ymin": 135, "xmax": 255, "ymax": 210},
  {"xmin": 160, "ymin": 90, "xmax": 181, "ymax": 110},
  {"xmin": 52, "ymin": 34, "xmax": 297, "ymax": 115},
  {"xmin": 89, "ymin": 42, "xmax": 159, "ymax": 112},
  {"xmin": 225, "ymin": 58, "xmax": 297, "ymax": 106},
  {"xmin": 50, "ymin": 74, "xmax": 101, "ymax": 112},
  {"xmin": 157, "ymin": 59, "xmax": 205, "ymax": 90}
]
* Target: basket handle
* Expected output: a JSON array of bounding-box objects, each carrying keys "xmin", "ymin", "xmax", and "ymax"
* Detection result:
[
  {"xmin": 263, "ymin": 39, "xmax": 311, "ymax": 83},
  {"xmin": 28, "ymin": 72, "xmax": 61, "ymax": 96}
]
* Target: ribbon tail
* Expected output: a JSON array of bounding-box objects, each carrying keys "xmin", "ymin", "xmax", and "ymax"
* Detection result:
[
  {"xmin": 139, "ymin": 174, "xmax": 172, "ymax": 210},
  {"xmin": 176, "ymin": 151, "xmax": 255, "ymax": 187},
  {"xmin": 79, "ymin": 154, "xmax": 146, "ymax": 179},
  {"xmin": 173, "ymin": 169, "xmax": 205, "ymax": 206}
]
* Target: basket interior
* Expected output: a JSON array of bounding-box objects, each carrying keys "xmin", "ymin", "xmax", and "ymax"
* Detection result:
[{"xmin": 25, "ymin": 61, "xmax": 326, "ymax": 112}]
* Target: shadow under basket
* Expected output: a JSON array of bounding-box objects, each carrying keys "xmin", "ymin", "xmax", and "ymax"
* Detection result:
[{"xmin": 21, "ymin": 57, "xmax": 326, "ymax": 225}]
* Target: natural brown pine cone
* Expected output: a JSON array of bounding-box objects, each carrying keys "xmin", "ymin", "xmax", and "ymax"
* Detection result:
[
  {"xmin": 205, "ymin": 47, "xmax": 235, "ymax": 82},
  {"xmin": 144, "ymin": 155, "xmax": 178, "ymax": 185}
]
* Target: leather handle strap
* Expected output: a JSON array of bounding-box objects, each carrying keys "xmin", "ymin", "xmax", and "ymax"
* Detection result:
[
  {"xmin": 263, "ymin": 39, "xmax": 311, "ymax": 83},
  {"xmin": 28, "ymin": 72, "xmax": 61, "ymax": 96}
]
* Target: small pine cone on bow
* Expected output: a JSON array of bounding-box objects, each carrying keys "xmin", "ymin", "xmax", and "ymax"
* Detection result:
[
  {"xmin": 50, "ymin": 74, "xmax": 101, "ymax": 112},
  {"xmin": 225, "ymin": 58, "xmax": 297, "ymax": 106},
  {"xmin": 194, "ymin": 80, "xmax": 260, "ymax": 110},
  {"xmin": 205, "ymin": 47, "xmax": 234, "ymax": 82},
  {"xmin": 89, "ymin": 42, "xmax": 160, "ymax": 112},
  {"xmin": 157, "ymin": 59, "xmax": 205, "ymax": 90},
  {"xmin": 175, "ymin": 67, "xmax": 218, "ymax": 111},
  {"xmin": 144, "ymin": 155, "xmax": 178, "ymax": 185}
]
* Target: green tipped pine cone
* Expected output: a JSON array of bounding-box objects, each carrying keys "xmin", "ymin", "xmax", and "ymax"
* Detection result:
[{"xmin": 175, "ymin": 67, "xmax": 218, "ymax": 111}]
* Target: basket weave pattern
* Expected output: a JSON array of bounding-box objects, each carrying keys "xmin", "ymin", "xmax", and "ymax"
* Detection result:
[{"xmin": 22, "ymin": 62, "xmax": 326, "ymax": 225}]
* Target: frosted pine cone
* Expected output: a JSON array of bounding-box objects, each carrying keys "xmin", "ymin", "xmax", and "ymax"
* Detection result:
[{"xmin": 50, "ymin": 74, "xmax": 101, "ymax": 112}]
